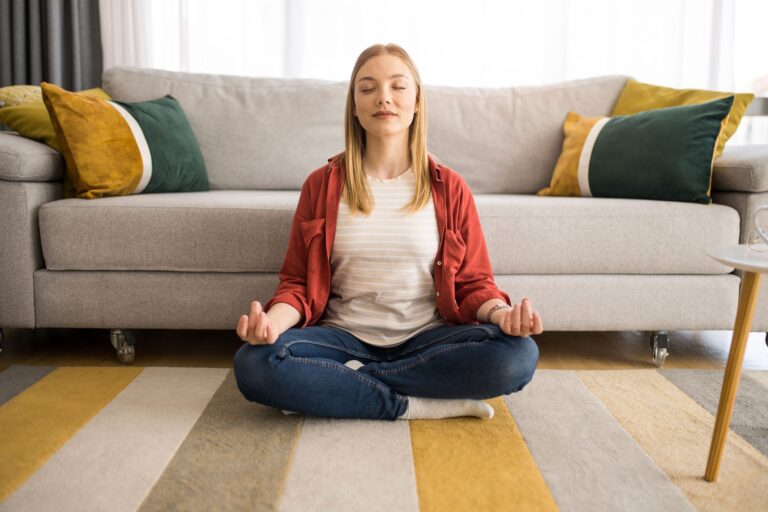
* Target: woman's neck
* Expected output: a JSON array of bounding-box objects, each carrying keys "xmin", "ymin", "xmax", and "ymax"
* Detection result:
[{"xmin": 363, "ymin": 134, "xmax": 411, "ymax": 179}]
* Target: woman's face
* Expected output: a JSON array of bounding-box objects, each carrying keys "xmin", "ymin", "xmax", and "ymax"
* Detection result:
[{"xmin": 353, "ymin": 54, "xmax": 419, "ymax": 140}]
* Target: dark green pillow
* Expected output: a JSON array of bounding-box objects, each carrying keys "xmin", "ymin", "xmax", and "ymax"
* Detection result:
[{"xmin": 538, "ymin": 96, "xmax": 734, "ymax": 204}]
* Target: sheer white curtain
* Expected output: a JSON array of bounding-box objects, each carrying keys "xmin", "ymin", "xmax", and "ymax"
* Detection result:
[{"xmin": 99, "ymin": 0, "xmax": 766, "ymax": 141}]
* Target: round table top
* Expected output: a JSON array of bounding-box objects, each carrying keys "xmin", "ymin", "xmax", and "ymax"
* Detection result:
[{"xmin": 708, "ymin": 244, "xmax": 768, "ymax": 273}]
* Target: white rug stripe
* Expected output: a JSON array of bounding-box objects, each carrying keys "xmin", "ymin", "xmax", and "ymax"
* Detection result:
[
  {"xmin": 0, "ymin": 367, "xmax": 227, "ymax": 512},
  {"xmin": 278, "ymin": 417, "xmax": 419, "ymax": 512},
  {"xmin": 503, "ymin": 370, "xmax": 696, "ymax": 512}
]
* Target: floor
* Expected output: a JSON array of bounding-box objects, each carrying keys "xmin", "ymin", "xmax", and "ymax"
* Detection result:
[{"xmin": 1, "ymin": 327, "xmax": 767, "ymax": 371}]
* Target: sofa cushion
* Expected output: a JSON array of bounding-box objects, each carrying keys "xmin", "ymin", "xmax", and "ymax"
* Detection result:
[
  {"xmin": 102, "ymin": 67, "xmax": 628, "ymax": 194},
  {"xmin": 39, "ymin": 191, "xmax": 738, "ymax": 275},
  {"xmin": 0, "ymin": 133, "xmax": 64, "ymax": 182}
]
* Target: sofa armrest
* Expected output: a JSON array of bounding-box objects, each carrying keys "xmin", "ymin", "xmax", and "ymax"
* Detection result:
[
  {"xmin": 711, "ymin": 144, "xmax": 768, "ymax": 193},
  {"xmin": 0, "ymin": 132, "xmax": 65, "ymax": 182}
]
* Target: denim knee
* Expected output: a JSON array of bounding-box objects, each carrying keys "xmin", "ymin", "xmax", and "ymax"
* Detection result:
[
  {"xmin": 498, "ymin": 335, "xmax": 540, "ymax": 394},
  {"xmin": 233, "ymin": 342, "xmax": 273, "ymax": 403}
]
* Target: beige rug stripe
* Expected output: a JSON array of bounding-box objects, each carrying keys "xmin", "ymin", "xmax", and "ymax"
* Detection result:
[
  {"xmin": 410, "ymin": 397, "xmax": 558, "ymax": 511},
  {"xmin": 278, "ymin": 417, "xmax": 419, "ymax": 512},
  {"xmin": 503, "ymin": 370, "xmax": 695, "ymax": 511},
  {"xmin": 579, "ymin": 370, "xmax": 768, "ymax": 512},
  {"xmin": 745, "ymin": 369, "xmax": 768, "ymax": 390},
  {"xmin": 0, "ymin": 366, "xmax": 142, "ymax": 502},
  {"xmin": 138, "ymin": 371, "xmax": 303, "ymax": 512},
  {"xmin": 0, "ymin": 367, "xmax": 227, "ymax": 512}
]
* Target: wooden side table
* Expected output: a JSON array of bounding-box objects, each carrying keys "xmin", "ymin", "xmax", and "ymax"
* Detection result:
[{"xmin": 704, "ymin": 244, "xmax": 767, "ymax": 482}]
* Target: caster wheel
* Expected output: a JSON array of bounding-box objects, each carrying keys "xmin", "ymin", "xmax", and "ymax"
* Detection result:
[
  {"xmin": 110, "ymin": 329, "xmax": 136, "ymax": 365},
  {"xmin": 117, "ymin": 344, "xmax": 135, "ymax": 364},
  {"xmin": 650, "ymin": 331, "xmax": 669, "ymax": 367}
]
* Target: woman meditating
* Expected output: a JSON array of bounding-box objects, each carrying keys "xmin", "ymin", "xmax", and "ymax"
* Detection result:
[{"xmin": 233, "ymin": 43, "xmax": 542, "ymax": 420}]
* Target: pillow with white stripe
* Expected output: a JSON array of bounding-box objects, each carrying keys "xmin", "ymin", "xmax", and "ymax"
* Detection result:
[
  {"xmin": 41, "ymin": 82, "xmax": 209, "ymax": 199},
  {"xmin": 537, "ymin": 96, "xmax": 734, "ymax": 204}
]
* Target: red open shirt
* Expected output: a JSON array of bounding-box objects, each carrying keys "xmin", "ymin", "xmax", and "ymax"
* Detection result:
[{"xmin": 264, "ymin": 154, "xmax": 511, "ymax": 327}]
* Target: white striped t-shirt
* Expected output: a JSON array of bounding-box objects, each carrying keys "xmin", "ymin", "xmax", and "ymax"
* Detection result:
[{"xmin": 318, "ymin": 166, "xmax": 449, "ymax": 347}]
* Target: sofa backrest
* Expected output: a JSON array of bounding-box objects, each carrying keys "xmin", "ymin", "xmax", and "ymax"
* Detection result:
[{"xmin": 102, "ymin": 67, "xmax": 628, "ymax": 194}]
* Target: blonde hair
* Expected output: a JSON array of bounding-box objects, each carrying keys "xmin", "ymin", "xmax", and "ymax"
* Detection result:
[{"xmin": 338, "ymin": 43, "xmax": 430, "ymax": 216}]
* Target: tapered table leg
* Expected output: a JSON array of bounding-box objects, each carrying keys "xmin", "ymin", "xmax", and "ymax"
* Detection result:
[{"xmin": 705, "ymin": 270, "xmax": 762, "ymax": 482}]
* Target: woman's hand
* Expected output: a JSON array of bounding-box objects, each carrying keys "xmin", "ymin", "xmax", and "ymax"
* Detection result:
[
  {"xmin": 496, "ymin": 298, "xmax": 544, "ymax": 337},
  {"xmin": 236, "ymin": 300, "xmax": 279, "ymax": 345}
]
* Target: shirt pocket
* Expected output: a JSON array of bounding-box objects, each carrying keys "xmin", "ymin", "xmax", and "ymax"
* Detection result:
[
  {"xmin": 443, "ymin": 228, "xmax": 466, "ymax": 275},
  {"xmin": 300, "ymin": 218, "xmax": 326, "ymax": 249}
]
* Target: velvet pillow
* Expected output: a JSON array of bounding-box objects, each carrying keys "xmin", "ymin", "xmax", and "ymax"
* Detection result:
[
  {"xmin": 611, "ymin": 79, "xmax": 753, "ymax": 158},
  {"xmin": 41, "ymin": 82, "xmax": 209, "ymax": 199},
  {"xmin": 538, "ymin": 96, "xmax": 734, "ymax": 205}
]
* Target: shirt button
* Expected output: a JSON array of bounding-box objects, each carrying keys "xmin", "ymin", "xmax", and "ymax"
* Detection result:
[
  {"xmin": 437, "ymin": 260, "xmax": 442, "ymax": 266},
  {"xmin": 436, "ymin": 291, "xmax": 440, "ymax": 296}
]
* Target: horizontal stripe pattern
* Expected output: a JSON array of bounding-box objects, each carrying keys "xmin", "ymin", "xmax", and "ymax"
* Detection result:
[
  {"xmin": 2, "ymin": 365, "xmax": 768, "ymax": 511},
  {"xmin": 320, "ymin": 167, "xmax": 449, "ymax": 347}
]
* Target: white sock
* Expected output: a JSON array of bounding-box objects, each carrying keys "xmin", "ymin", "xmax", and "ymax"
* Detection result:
[
  {"xmin": 398, "ymin": 396, "xmax": 495, "ymax": 420},
  {"xmin": 281, "ymin": 359, "xmax": 366, "ymax": 415},
  {"xmin": 344, "ymin": 359, "xmax": 365, "ymax": 370}
]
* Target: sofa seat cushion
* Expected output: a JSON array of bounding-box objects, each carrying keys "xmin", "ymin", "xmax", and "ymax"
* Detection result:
[{"xmin": 39, "ymin": 191, "xmax": 739, "ymax": 274}]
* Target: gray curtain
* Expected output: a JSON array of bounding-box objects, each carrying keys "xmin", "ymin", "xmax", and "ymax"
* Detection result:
[{"xmin": 0, "ymin": 0, "xmax": 103, "ymax": 90}]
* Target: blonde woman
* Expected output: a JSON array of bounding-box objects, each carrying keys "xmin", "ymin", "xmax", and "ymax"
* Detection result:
[{"xmin": 234, "ymin": 43, "xmax": 542, "ymax": 420}]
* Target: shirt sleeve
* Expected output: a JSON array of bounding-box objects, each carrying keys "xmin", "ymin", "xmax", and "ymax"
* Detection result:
[
  {"xmin": 264, "ymin": 177, "xmax": 315, "ymax": 327},
  {"xmin": 454, "ymin": 178, "xmax": 511, "ymax": 324}
]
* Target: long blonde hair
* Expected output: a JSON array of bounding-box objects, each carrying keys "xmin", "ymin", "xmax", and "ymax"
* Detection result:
[{"xmin": 338, "ymin": 43, "xmax": 430, "ymax": 216}]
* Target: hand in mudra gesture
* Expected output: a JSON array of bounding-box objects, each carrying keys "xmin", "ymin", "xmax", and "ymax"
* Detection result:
[
  {"xmin": 236, "ymin": 300, "xmax": 279, "ymax": 345},
  {"xmin": 497, "ymin": 298, "xmax": 544, "ymax": 337}
]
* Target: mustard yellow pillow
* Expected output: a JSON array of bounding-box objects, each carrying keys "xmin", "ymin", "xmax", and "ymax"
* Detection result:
[
  {"xmin": 41, "ymin": 82, "xmax": 209, "ymax": 199},
  {"xmin": 0, "ymin": 85, "xmax": 42, "ymax": 107},
  {"xmin": 0, "ymin": 86, "xmax": 110, "ymax": 151},
  {"xmin": 611, "ymin": 79, "xmax": 753, "ymax": 158}
]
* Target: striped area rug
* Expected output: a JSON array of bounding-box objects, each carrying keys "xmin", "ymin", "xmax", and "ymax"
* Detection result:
[{"xmin": 1, "ymin": 366, "xmax": 767, "ymax": 511}]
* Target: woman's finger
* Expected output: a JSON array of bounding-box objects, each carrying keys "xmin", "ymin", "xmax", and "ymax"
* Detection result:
[
  {"xmin": 511, "ymin": 303, "xmax": 521, "ymax": 336},
  {"xmin": 248, "ymin": 301, "xmax": 260, "ymax": 338},
  {"xmin": 236, "ymin": 314, "xmax": 248, "ymax": 340},
  {"xmin": 532, "ymin": 311, "xmax": 544, "ymax": 334},
  {"xmin": 521, "ymin": 299, "xmax": 532, "ymax": 336}
]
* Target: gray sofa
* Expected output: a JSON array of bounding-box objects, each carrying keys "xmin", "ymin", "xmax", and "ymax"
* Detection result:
[{"xmin": 2, "ymin": 66, "xmax": 767, "ymax": 365}]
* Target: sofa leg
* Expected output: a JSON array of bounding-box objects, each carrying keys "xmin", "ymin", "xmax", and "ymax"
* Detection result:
[
  {"xmin": 649, "ymin": 331, "xmax": 669, "ymax": 367},
  {"xmin": 109, "ymin": 329, "xmax": 136, "ymax": 364}
]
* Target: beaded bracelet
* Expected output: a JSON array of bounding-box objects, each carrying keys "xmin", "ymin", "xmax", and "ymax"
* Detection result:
[{"xmin": 485, "ymin": 303, "xmax": 513, "ymax": 324}]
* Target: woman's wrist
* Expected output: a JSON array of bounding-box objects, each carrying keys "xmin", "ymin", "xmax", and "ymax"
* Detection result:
[{"xmin": 486, "ymin": 303, "xmax": 512, "ymax": 324}]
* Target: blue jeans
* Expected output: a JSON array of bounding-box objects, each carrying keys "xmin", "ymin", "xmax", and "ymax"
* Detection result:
[{"xmin": 233, "ymin": 323, "xmax": 539, "ymax": 420}]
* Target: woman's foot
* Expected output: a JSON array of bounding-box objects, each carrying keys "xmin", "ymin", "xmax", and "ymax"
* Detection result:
[{"xmin": 398, "ymin": 397, "xmax": 494, "ymax": 420}]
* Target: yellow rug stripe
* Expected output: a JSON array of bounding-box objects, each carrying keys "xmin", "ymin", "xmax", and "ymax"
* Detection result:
[
  {"xmin": 578, "ymin": 370, "xmax": 768, "ymax": 512},
  {"xmin": 0, "ymin": 366, "xmax": 143, "ymax": 501},
  {"xmin": 409, "ymin": 397, "xmax": 559, "ymax": 512}
]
